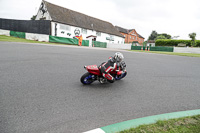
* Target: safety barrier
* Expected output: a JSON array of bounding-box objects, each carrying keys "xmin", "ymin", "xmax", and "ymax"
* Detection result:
[
  {"xmin": 150, "ymin": 46, "xmax": 174, "ymax": 52},
  {"xmin": 81, "ymin": 40, "xmax": 89, "ymax": 47},
  {"xmin": 131, "ymin": 46, "xmax": 143, "ymax": 50},
  {"xmin": 49, "ymin": 35, "xmax": 78, "ymax": 45},
  {"xmin": 0, "ymin": 29, "xmax": 10, "ymax": 36},
  {"xmin": 174, "ymin": 47, "xmax": 200, "ymax": 54},
  {"xmin": 92, "ymin": 41, "xmax": 107, "ymax": 48},
  {"xmin": 2, "ymin": 29, "xmax": 200, "ymax": 54},
  {"xmin": 107, "ymin": 43, "xmax": 131, "ymax": 50},
  {"xmin": 26, "ymin": 33, "xmax": 49, "ymax": 42},
  {"xmin": 10, "ymin": 31, "xmax": 25, "ymax": 39},
  {"xmin": 131, "ymin": 46, "xmax": 174, "ymax": 52}
]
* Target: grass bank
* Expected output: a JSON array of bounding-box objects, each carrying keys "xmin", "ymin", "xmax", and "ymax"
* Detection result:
[
  {"xmin": 120, "ymin": 115, "xmax": 200, "ymax": 133},
  {"xmin": 131, "ymin": 50, "xmax": 200, "ymax": 57},
  {"xmin": 0, "ymin": 35, "xmax": 71, "ymax": 46}
]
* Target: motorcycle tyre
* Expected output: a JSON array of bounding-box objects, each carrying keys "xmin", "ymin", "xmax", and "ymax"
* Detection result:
[
  {"xmin": 115, "ymin": 72, "xmax": 127, "ymax": 80},
  {"xmin": 81, "ymin": 72, "xmax": 96, "ymax": 85}
]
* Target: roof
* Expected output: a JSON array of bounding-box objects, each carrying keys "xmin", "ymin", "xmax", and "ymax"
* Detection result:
[
  {"xmin": 115, "ymin": 26, "xmax": 145, "ymax": 39},
  {"xmin": 147, "ymin": 40, "xmax": 155, "ymax": 43},
  {"xmin": 138, "ymin": 34, "xmax": 145, "ymax": 39},
  {"xmin": 43, "ymin": 1, "xmax": 123, "ymax": 38},
  {"xmin": 115, "ymin": 26, "xmax": 129, "ymax": 34}
]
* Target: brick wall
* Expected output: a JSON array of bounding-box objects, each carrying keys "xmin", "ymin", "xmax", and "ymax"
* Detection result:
[{"xmin": 120, "ymin": 29, "xmax": 144, "ymax": 45}]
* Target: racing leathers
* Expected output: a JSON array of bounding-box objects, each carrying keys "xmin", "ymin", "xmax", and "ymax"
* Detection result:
[{"xmin": 99, "ymin": 57, "xmax": 120, "ymax": 83}]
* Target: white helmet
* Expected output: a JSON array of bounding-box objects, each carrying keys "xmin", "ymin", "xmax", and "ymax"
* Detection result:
[{"xmin": 114, "ymin": 52, "xmax": 124, "ymax": 62}]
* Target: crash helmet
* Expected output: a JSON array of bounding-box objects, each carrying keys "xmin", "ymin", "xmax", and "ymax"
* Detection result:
[{"xmin": 113, "ymin": 52, "xmax": 124, "ymax": 62}]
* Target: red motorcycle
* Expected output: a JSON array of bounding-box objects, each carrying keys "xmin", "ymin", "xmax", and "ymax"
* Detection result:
[{"xmin": 80, "ymin": 61, "xmax": 127, "ymax": 85}]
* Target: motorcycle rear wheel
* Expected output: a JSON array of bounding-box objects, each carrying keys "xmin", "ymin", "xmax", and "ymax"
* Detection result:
[{"xmin": 80, "ymin": 72, "xmax": 96, "ymax": 85}]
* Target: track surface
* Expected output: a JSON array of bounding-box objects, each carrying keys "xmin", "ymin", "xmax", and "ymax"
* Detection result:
[{"xmin": 0, "ymin": 42, "xmax": 200, "ymax": 133}]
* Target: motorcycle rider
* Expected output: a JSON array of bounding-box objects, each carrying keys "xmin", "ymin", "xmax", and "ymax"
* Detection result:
[{"xmin": 99, "ymin": 52, "xmax": 124, "ymax": 83}]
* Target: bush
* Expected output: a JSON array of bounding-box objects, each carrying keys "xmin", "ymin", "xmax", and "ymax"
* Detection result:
[
  {"xmin": 155, "ymin": 39, "xmax": 200, "ymax": 47},
  {"xmin": 196, "ymin": 40, "xmax": 200, "ymax": 47}
]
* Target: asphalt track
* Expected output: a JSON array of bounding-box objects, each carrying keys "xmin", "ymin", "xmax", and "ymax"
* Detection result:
[{"xmin": 0, "ymin": 42, "xmax": 200, "ymax": 133}]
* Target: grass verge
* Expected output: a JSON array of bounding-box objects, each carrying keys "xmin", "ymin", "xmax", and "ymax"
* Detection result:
[
  {"xmin": 119, "ymin": 115, "xmax": 200, "ymax": 133},
  {"xmin": 131, "ymin": 50, "xmax": 200, "ymax": 57},
  {"xmin": 0, "ymin": 35, "xmax": 73, "ymax": 46}
]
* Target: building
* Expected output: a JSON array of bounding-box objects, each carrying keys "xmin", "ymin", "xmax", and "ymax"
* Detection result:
[
  {"xmin": 115, "ymin": 26, "xmax": 145, "ymax": 45},
  {"xmin": 35, "ymin": 0, "xmax": 124, "ymax": 45},
  {"xmin": 147, "ymin": 40, "xmax": 155, "ymax": 47}
]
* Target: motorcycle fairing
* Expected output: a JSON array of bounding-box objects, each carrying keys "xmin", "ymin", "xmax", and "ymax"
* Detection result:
[{"xmin": 86, "ymin": 65, "xmax": 102, "ymax": 76}]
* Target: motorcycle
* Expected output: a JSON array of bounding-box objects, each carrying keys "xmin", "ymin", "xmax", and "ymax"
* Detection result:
[{"xmin": 80, "ymin": 61, "xmax": 127, "ymax": 85}]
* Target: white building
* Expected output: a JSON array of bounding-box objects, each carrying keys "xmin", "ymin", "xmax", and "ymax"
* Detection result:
[{"xmin": 35, "ymin": 0, "xmax": 124, "ymax": 45}]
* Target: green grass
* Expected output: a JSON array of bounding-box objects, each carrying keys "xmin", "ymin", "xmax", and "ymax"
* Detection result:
[
  {"xmin": 131, "ymin": 50, "xmax": 200, "ymax": 57},
  {"xmin": 119, "ymin": 115, "xmax": 200, "ymax": 133},
  {"xmin": 0, "ymin": 35, "xmax": 72, "ymax": 46}
]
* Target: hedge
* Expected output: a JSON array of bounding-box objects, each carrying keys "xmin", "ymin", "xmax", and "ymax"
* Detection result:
[{"xmin": 156, "ymin": 39, "xmax": 200, "ymax": 47}]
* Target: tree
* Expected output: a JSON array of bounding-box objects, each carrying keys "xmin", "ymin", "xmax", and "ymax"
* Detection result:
[
  {"xmin": 160, "ymin": 33, "xmax": 171, "ymax": 39},
  {"xmin": 189, "ymin": 33, "xmax": 196, "ymax": 47},
  {"xmin": 148, "ymin": 31, "xmax": 158, "ymax": 40},
  {"xmin": 31, "ymin": 15, "xmax": 37, "ymax": 20},
  {"xmin": 155, "ymin": 35, "xmax": 167, "ymax": 40}
]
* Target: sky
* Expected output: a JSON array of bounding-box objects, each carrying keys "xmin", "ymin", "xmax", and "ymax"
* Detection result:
[{"xmin": 0, "ymin": 0, "xmax": 200, "ymax": 40}]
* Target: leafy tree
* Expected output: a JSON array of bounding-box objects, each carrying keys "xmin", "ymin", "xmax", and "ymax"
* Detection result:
[
  {"xmin": 189, "ymin": 33, "xmax": 196, "ymax": 47},
  {"xmin": 148, "ymin": 31, "xmax": 158, "ymax": 40},
  {"xmin": 155, "ymin": 35, "xmax": 167, "ymax": 40},
  {"xmin": 160, "ymin": 33, "xmax": 171, "ymax": 39},
  {"xmin": 148, "ymin": 31, "xmax": 171, "ymax": 40},
  {"xmin": 31, "ymin": 15, "xmax": 37, "ymax": 20}
]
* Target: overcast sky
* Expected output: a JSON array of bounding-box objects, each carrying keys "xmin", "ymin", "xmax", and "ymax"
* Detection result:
[{"xmin": 0, "ymin": 0, "xmax": 200, "ymax": 40}]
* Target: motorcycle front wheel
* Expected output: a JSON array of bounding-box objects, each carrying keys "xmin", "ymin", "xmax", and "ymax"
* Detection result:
[
  {"xmin": 80, "ymin": 72, "xmax": 96, "ymax": 85},
  {"xmin": 115, "ymin": 72, "xmax": 127, "ymax": 80}
]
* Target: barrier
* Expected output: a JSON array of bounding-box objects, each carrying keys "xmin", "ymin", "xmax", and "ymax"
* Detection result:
[
  {"xmin": 92, "ymin": 41, "xmax": 107, "ymax": 48},
  {"xmin": 10, "ymin": 31, "xmax": 25, "ymax": 38},
  {"xmin": 49, "ymin": 35, "xmax": 78, "ymax": 45},
  {"xmin": 26, "ymin": 33, "xmax": 49, "ymax": 42},
  {"xmin": 0, "ymin": 29, "xmax": 10, "ymax": 36},
  {"xmin": 81, "ymin": 40, "xmax": 89, "ymax": 47},
  {"xmin": 131, "ymin": 46, "xmax": 142, "ymax": 50},
  {"xmin": 107, "ymin": 43, "xmax": 131, "ymax": 50},
  {"xmin": 150, "ymin": 46, "xmax": 174, "ymax": 52},
  {"xmin": 174, "ymin": 47, "xmax": 200, "ymax": 54}
]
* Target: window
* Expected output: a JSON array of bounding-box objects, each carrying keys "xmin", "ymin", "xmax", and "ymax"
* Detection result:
[
  {"xmin": 81, "ymin": 28, "xmax": 87, "ymax": 34},
  {"xmin": 110, "ymin": 35, "xmax": 114, "ymax": 41},
  {"xmin": 60, "ymin": 24, "xmax": 71, "ymax": 31},
  {"xmin": 96, "ymin": 32, "xmax": 101, "ymax": 36}
]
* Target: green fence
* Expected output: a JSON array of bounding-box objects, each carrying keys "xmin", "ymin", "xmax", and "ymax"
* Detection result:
[
  {"xmin": 49, "ymin": 35, "xmax": 78, "ymax": 45},
  {"xmin": 81, "ymin": 40, "xmax": 89, "ymax": 46},
  {"xmin": 49, "ymin": 36, "xmax": 89, "ymax": 46},
  {"xmin": 10, "ymin": 31, "xmax": 25, "ymax": 39},
  {"xmin": 131, "ymin": 46, "xmax": 174, "ymax": 52},
  {"xmin": 92, "ymin": 41, "xmax": 107, "ymax": 48},
  {"xmin": 131, "ymin": 46, "xmax": 143, "ymax": 50},
  {"xmin": 150, "ymin": 46, "xmax": 174, "ymax": 52}
]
